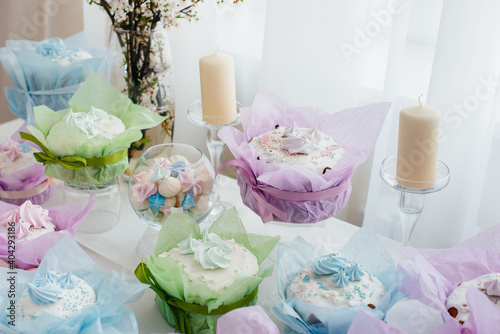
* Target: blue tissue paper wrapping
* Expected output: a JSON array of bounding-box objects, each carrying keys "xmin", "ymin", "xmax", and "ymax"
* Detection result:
[
  {"xmin": 0, "ymin": 32, "xmax": 106, "ymax": 124},
  {"xmin": 0, "ymin": 235, "xmax": 147, "ymax": 333},
  {"xmin": 272, "ymin": 228, "xmax": 404, "ymax": 334}
]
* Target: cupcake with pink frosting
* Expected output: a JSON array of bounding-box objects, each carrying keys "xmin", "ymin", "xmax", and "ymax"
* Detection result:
[
  {"xmin": 0, "ymin": 196, "xmax": 95, "ymax": 269},
  {"xmin": 0, "ymin": 200, "xmax": 55, "ymax": 242}
]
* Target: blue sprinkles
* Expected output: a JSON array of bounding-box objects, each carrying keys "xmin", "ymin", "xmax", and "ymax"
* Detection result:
[{"xmin": 317, "ymin": 281, "xmax": 329, "ymax": 290}]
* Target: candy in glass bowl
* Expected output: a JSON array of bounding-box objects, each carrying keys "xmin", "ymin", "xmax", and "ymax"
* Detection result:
[{"xmin": 128, "ymin": 143, "xmax": 216, "ymax": 228}]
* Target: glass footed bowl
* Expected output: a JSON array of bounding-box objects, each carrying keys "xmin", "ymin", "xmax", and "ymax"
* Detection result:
[{"xmin": 128, "ymin": 143, "xmax": 216, "ymax": 229}]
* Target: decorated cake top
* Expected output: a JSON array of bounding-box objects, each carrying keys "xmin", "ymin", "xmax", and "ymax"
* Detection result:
[
  {"xmin": 0, "ymin": 138, "xmax": 36, "ymax": 176},
  {"xmin": 249, "ymin": 124, "xmax": 345, "ymax": 175},
  {"xmin": 287, "ymin": 253, "xmax": 386, "ymax": 308},
  {"xmin": 446, "ymin": 273, "xmax": 500, "ymax": 324},
  {"xmin": 0, "ymin": 200, "xmax": 54, "ymax": 241},
  {"xmin": 17, "ymin": 270, "xmax": 96, "ymax": 319},
  {"xmin": 63, "ymin": 106, "xmax": 126, "ymax": 140},
  {"xmin": 36, "ymin": 38, "xmax": 92, "ymax": 66},
  {"xmin": 158, "ymin": 230, "xmax": 259, "ymax": 291}
]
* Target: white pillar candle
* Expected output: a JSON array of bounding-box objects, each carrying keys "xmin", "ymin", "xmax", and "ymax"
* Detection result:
[
  {"xmin": 396, "ymin": 100, "xmax": 441, "ymax": 189},
  {"xmin": 199, "ymin": 51, "xmax": 237, "ymax": 125}
]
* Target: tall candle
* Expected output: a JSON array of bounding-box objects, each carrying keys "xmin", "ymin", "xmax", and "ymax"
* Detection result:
[
  {"xmin": 199, "ymin": 51, "xmax": 237, "ymax": 125},
  {"xmin": 396, "ymin": 100, "xmax": 441, "ymax": 189}
]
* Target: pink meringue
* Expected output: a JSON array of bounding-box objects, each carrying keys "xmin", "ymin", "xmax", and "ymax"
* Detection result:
[
  {"xmin": 177, "ymin": 171, "xmax": 197, "ymax": 193},
  {"xmin": 190, "ymin": 179, "xmax": 203, "ymax": 197},
  {"xmin": 484, "ymin": 279, "xmax": 500, "ymax": 297},
  {"xmin": 195, "ymin": 172, "xmax": 214, "ymax": 195},
  {"xmin": 14, "ymin": 219, "xmax": 31, "ymax": 239},
  {"xmin": 133, "ymin": 171, "xmax": 152, "ymax": 184},
  {"xmin": 154, "ymin": 158, "xmax": 171, "ymax": 168},
  {"xmin": 163, "ymin": 207, "xmax": 174, "ymax": 219},
  {"xmin": 134, "ymin": 183, "xmax": 158, "ymax": 203},
  {"xmin": 0, "ymin": 210, "xmax": 20, "ymax": 227},
  {"xmin": 18, "ymin": 200, "xmax": 52, "ymax": 229},
  {"xmin": 2, "ymin": 137, "xmax": 22, "ymax": 161}
]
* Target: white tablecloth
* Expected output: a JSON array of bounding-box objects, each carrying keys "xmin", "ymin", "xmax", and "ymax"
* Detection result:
[{"xmin": 1, "ymin": 118, "xmax": 403, "ymax": 334}]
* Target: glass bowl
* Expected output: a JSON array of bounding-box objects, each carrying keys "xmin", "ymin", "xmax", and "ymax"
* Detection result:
[{"xmin": 128, "ymin": 143, "xmax": 216, "ymax": 230}]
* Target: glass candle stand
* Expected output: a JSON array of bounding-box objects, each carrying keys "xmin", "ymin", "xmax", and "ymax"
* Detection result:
[
  {"xmin": 380, "ymin": 156, "xmax": 450, "ymax": 246},
  {"xmin": 187, "ymin": 100, "xmax": 242, "ymax": 223}
]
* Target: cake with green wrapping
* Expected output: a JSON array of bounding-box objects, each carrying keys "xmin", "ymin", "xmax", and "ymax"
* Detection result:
[{"xmin": 135, "ymin": 208, "xmax": 280, "ymax": 334}]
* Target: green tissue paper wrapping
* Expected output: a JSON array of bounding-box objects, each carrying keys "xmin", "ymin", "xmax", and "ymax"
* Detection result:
[
  {"xmin": 146, "ymin": 208, "xmax": 280, "ymax": 334},
  {"xmin": 27, "ymin": 73, "xmax": 165, "ymax": 183}
]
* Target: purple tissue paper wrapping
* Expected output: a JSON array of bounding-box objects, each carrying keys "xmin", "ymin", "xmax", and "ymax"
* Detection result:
[
  {"xmin": 218, "ymin": 87, "xmax": 391, "ymax": 224},
  {"xmin": 0, "ymin": 121, "xmax": 52, "ymax": 205},
  {"xmin": 347, "ymin": 223, "xmax": 500, "ymax": 334},
  {"xmin": 216, "ymin": 305, "xmax": 280, "ymax": 334},
  {"xmin": 0, "ymin": 194, "xmax": 96, "ymax": 269}
]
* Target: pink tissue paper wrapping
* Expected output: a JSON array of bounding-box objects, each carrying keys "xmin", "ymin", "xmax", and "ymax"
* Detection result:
[
  {"xmin": 216, "ymin": 305, "xmax": 280, "ymax": 334},
  {"xmin": 347, "ymin": 223, "xmax": 500, "ymax": 334},
  {"xmin": 167, "ymin": 305, "xmax": 279, "ymax": 334},
  {"xmin": 218, "ymin": 87, "xmax": 391, "ymax": 224},
  {"xmin": 0, "ymin": 194, "xmax": 96, "ymax": 269},
  {"xmin": 0, "ymin": 121, "xmax": 52, "ymax": 205}
]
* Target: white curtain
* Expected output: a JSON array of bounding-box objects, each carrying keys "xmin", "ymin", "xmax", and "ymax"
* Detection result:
[{"xmin": 83, "ymin": 0, "xmax": 500, "ymax": 248}]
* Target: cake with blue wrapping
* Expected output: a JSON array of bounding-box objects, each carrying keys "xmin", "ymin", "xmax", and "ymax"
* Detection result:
[{"xmin": 287, "ymin": 253, "xmax": 386, "ymax": 316}]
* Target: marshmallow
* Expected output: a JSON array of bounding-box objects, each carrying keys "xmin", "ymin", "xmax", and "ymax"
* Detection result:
[
  {"xmin": 175, "ymin": 192, "xmax": 185, "ymax": 208},
  {"xmin": 130, "ymin": 191, "xmax": 150, "ymax": 211},
  {"xmin": 195, "ymin": 172, "xmax": 214, "ymax": 195},
  {"xmin": 164, "ymin": 197, "xmax": 176, "ymax": 209},
  {"xmin": 189, "ymin": 195, "xmax": 210, "ymax": 214},
  {"xmin": 158, "ymin": 176, "xmax": 181, "ymax": 198}
]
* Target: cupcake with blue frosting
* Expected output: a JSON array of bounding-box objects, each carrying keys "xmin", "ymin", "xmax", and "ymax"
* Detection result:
[{"xmin": 287, "ymin": 253, "xmax": 386, "ymax": 312}]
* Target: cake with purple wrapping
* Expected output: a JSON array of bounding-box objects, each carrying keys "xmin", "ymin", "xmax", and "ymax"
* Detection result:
[{"xmin": 446, "ymin": 273, "xmax": 500, "ymax": 325}]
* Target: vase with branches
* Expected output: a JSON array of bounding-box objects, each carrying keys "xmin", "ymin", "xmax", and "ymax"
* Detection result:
[{"xmin": 90, "ymin": 0, "xmax": 241, "ymax": 167}]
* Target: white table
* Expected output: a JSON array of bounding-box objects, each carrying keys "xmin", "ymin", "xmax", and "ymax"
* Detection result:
[{"xmin": 1, "ymin": 118, "xmax": 403, "ymax": 334}]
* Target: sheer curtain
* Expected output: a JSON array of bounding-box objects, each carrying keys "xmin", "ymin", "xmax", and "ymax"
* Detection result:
[{"xmin": 83, "ymin": 0, "xmax": 500, "ymax": 248}]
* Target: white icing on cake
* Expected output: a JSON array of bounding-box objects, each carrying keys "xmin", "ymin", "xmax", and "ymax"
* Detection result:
[
  {"xmin": 0, "ymin": 224, "xmax": 54, "ymax": 241},
  {"xmin": 287, "ymin": 264, "xmax": 385, "ymax": 308},
  {"xmin": 446, "ymin": 273, "xmax": 500, "ymax": 324},
  {"xmin": 159, "ymin": 239, "xmax": 259, "ymax": 291},
  {"xmin": 16, "ymin": 275, "xmax": 96, "ymax": 319},
  {"xmin": 49, "ymin": 49, "xmax": 92, "ymax": 66},
  {"xmin": 64, "ymin": 107, "xmax": 125, "ymax": 139},
  {"xmin": 0, "ymin": 149, "xmax": 36, "ymax": 176},
  {"xmin": 249, "ymin": 124, "xmax": 345, "ymax": 175}
]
